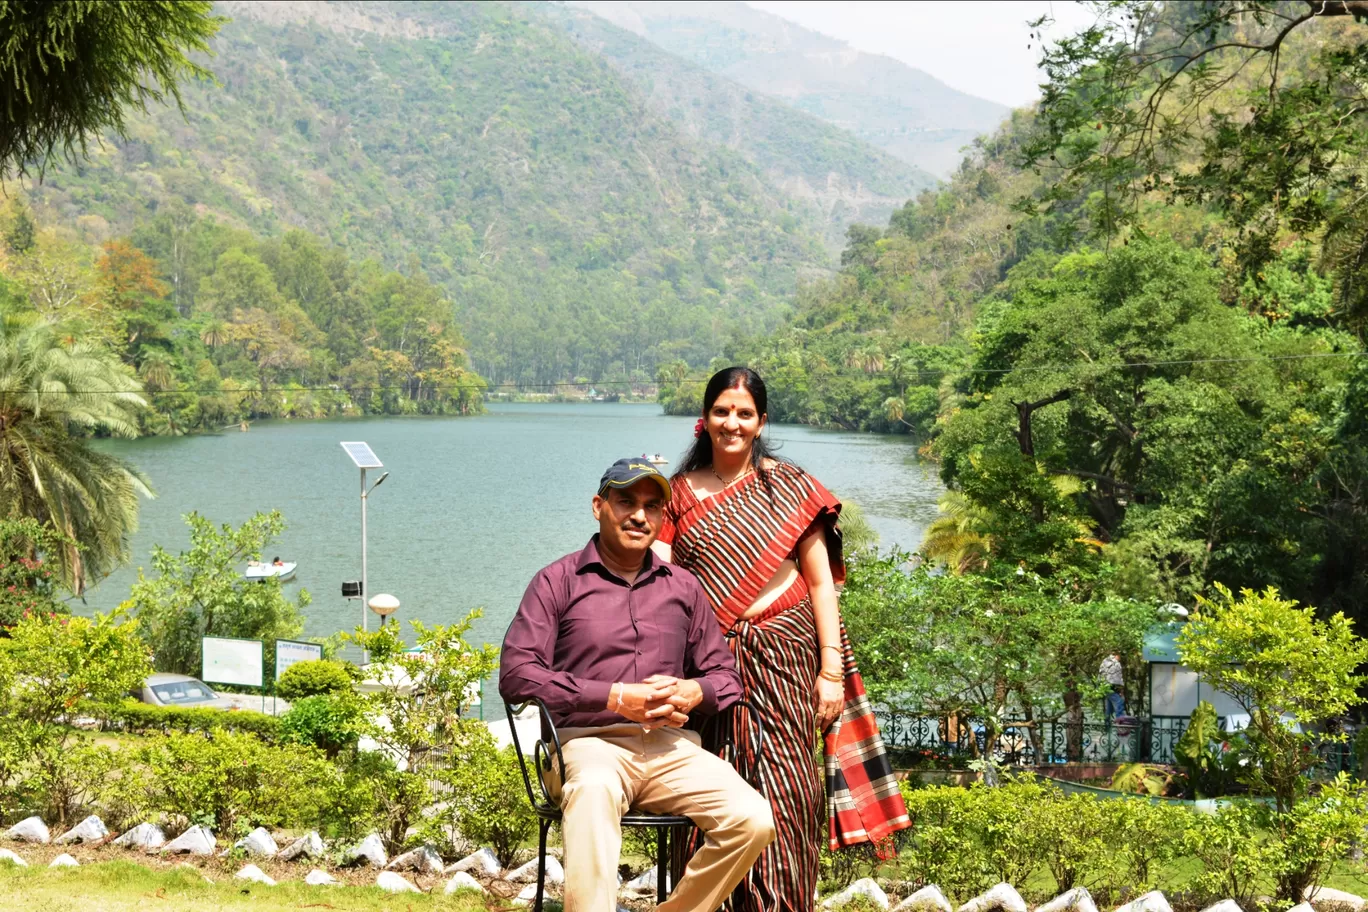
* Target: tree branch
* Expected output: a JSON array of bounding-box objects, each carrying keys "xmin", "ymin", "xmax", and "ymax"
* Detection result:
[{"xmin": 1014, "ymin": 389, "xmax": 1073, "ymax": 457}]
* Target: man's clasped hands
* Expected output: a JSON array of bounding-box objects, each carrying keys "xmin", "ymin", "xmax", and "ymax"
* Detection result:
[{"xmin": 607, "ymin": 674, "xmax": 705, "ymax": 730}]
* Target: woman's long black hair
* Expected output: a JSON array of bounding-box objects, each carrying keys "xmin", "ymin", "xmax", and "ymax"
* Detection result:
[{"xmin": 674, "ymin": 366, "xmax": 788, "ymax": 494}]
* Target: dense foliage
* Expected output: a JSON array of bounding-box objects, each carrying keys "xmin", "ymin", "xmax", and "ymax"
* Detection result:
[
  {"xmin": 0, "ymin": 200, "xmax": 486, "ymax": 433},
  {"xmin": 0, "ymin": 1, "xmax": 223, "ymax": 180}
]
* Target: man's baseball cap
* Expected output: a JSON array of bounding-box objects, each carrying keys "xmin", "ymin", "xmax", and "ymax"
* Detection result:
[{"xmin": 598, "ymin": 457, "xmax": 671, "ymax": 502}]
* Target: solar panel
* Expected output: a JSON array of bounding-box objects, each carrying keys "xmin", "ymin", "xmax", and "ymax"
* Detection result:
[{"xmin": 340, "ymin": 441, "xmax": 383, "ymax": 468}]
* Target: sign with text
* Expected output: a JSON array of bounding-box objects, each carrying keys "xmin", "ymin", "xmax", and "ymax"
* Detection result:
[
  {"xmin": 275, "ymin": 639, "xmax": 323, "ymax": 680},
  {"xmin": 201, "ymin": 636, "xmax": 263, "ymax": 688}
]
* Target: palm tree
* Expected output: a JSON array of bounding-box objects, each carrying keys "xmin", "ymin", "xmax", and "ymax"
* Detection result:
[
  {"xmin": 138, "ymin": 350, "xmax": 176, "ymax": 392},
  {"xmin": 920, "ymin": 490, "xmax": 992, "ymax": 574},
  {"xmin": 0, "ymin": 313, "xmax": 153, "ymax": 594}
]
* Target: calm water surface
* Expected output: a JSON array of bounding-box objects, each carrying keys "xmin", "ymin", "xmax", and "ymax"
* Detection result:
[{"xmin": 92, "ymin": 404, "xmax": 942, "ymax": 653}]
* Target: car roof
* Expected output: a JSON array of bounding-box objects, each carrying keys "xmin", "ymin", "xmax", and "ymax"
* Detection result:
[{"xmin": 145, "ymin": 672, "xmax": 205, "ymax": 685}]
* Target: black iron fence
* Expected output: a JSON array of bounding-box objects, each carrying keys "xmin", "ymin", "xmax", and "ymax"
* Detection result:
[
  {"xmin": 878, "ymin": 710, "xmax": 1359, "ymax": 776},
  {"xmin": 878, "ymin": 710, "xmax": 1192, "ymax": 767}
]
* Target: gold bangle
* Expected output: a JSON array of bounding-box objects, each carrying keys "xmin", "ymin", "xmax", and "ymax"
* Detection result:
[
  {"xmin": 820, "ymin": 645, "xmax": 842, "ymax": 655},
  {"xmin": 819, "ymin": 669, "xmax": 844, "ymax": 683}
]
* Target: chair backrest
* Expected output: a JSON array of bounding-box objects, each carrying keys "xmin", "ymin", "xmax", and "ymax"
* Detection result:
[{"xmin": 504, "ymin": 699, "xmax": 561, "ymax": 809}]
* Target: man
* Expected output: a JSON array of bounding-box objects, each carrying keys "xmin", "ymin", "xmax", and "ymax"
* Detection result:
[
  {"xmin": 1100, "ymin": 652, "xmax": 1126, "ymax": 719},
  {"xmin": 500, "ymin": 458, "xmax": 775, "ymax": 912}
]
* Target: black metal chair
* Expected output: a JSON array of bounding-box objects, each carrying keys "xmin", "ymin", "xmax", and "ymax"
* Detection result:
[{"xmin": 505, "ymin": 698, "xmax": 766, "ymax": 912}]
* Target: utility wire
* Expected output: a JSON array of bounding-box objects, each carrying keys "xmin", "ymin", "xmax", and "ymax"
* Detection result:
[{"xmin": 2, "ymin": 350, "xmax": 1364, "ymax": 395}]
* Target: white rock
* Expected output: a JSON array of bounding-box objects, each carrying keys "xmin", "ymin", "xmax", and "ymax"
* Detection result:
[
  {"xmin": 162, "ymin": 825, "xmax": 216, "ymax": 856},
  {"xmin": 235, "ymin": 864, "xmax": 276, "ymax": 886},
  {"xmin": 445, "ymin": 872, "xmax": 487, "ymax": 895},
  {"xmin": 278, "ymin": 831, "xmax": 324, "ymax": 861},
  {"xmin": 4, "ymin": 816, "xmax": 50, "ymax": 844},
  {"xmin": 0, "ymin": 848, "xmax": 26, "ymax": 867},
  {"xmin": 1113, "ymin": 893, "xmax": 1173, "ymax": 912},
  {"xmin": 113, "ymin": 823, "xmax": 166, "ymax": 850},
  {"xmin": 1200, "ymin": 902, "xmax": 1243, "ymax": 912},
  {"xmin": 621, "ymin": 866, "xmax": 653, "ymax": 894},
  {"xmin": 342, "ymin": 832, "xmax": 387, "ymax": 868},
  {"xmin": 1306, "ymin": 889, "xmax": 1367, "ymax": 912},
  {"xmin": 305, "ymin": 868, "xmax": 340, "ymax": 886},
  {"xmin": 513, "ymin": 882, "xmax": 540, "ymax": 906},
  {"xmin": 823, "ymin": 878, "xmax": 890, "ymax": 910},
  {"xmin": 1288, "ymin": 905, "xmax": 1316, "ymax": 912},
  {"xmin": 508, "ymin": 856, "xmax": 564, "ymax": 885},
  {"xmin": 376, "ymin": 870, "xmax": 421, "ymax": 894},
  {"xmin": 233, "ymin": 827, "xmax": 278, "ymax": 857},
  {"xmin": 49, "ymin": 853, "xmax": 79, "ymax": 868},
  {"xmin": 959, "ymin": 883, "xmax": 1028, "ymax": 912},
  {"xmin": 894, "ymin": 886, "xmax": 953, "ymax": 912},
  {"xmin": 388, "ymin": 844, "xmax": 444, "ymax": 875},
  {"xmin": 447, "ymin": 846, "xmax": 501, "ymax": 877},
  {"xmin": 54, "ymin": 815, "xmax": 108, "ymax": 845},
  {"xmin": 1039, "ymin": 889, "xmax": 1098, "ymax": 912}
]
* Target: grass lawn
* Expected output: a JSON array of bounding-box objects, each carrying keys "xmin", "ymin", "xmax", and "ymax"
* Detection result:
[{"xmin": 0, "ymin": 860, "xmax": 502, "ymax": 912}]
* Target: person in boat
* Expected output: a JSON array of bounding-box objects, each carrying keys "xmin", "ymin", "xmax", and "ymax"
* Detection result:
[
  {"xmin": 654, "ymin": 366, "xmax": 910, "ymax": 912},
  {"xmin": 271, "ymin": 556, "xmax": 284, "ymax": 567},
  {"xmin": 499, "ymin": 457, "xmax": 774, "ymax": 912}
]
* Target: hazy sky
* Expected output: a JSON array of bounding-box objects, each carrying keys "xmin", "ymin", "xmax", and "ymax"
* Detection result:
[{"xmin": 744, "ymin": 1, "xmax": 1100, "ymax": 109}]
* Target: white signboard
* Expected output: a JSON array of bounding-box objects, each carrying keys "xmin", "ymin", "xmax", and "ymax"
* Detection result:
[
  {"xmin": 275, "ymin": 639, "xmax": 323, "ymax": 680},
  {"xmin": 202, "ymin": 636, "xmax": 263, "ymax": 688}
]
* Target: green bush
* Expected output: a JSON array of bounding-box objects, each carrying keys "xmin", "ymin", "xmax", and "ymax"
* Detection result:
[
  {"xmin": 276, "ymin": 660, "xmax": 355, "ymax": 701},
  {"xmin": 279, "ymin": 693, "xmax": 364, "ymax": 758},
  {"xmin": 102, "ymin": 699, "xmax": 281, "ymax": 740},
  {"xmin": 437, "ymin": 727, "xmax": 537, "ymax": 868},
  {"xmin": 139, "ymin": 730, "xmax": 339, "ymax": 836}
]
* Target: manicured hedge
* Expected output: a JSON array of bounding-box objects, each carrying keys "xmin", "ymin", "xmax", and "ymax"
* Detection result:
[{"xmin": 100, "ymin": 699, "xmax": 281, "ymax": 739}]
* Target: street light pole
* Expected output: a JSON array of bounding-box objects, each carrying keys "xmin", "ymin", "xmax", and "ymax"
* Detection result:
[{"xmin": 360, "ymin": 466, "xmax": 369, "ymax": 638}]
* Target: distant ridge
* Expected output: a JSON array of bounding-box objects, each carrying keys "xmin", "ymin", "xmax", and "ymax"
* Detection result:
[
  {"xmin": 532, "ymin": 1, "xmax": 936, "ymax": 250},
  {"xmin": 569, "ymin": 0, "xmax": 1009, "ymax": 177}
]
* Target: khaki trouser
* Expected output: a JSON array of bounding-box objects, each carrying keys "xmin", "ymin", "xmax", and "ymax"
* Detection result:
[{"xmin": 545, "ymin": 725, "xmax": 775, "ymax": 912}]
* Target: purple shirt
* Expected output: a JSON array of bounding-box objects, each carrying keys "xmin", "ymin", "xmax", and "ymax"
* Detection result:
[{"xmin": 499, "ymin": 535, "xmax": 743, "ymax": 729}]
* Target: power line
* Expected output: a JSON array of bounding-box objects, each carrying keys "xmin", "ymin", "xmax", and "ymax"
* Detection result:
[{"xmin": 1, "ymin": 350, "xmax": 1363, "ymax": 396}]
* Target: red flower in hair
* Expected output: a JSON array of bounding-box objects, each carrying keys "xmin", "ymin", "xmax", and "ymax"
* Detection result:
[{"xmin": 693, "ymin": 418, "xmax": 705, "ymax": 438}]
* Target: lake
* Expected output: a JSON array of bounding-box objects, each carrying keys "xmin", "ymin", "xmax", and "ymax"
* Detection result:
[{"xmin": 92, "ymin": 403, "xmax": 942, "ymax": 655}]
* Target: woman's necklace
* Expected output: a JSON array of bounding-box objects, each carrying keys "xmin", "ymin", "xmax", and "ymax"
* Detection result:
[{"xmin": 711, "ymin": 463, "xmax": 754, "ymax": 488}]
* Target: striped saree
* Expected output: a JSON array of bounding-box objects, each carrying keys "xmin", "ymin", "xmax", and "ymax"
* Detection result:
[{"xmin": 661, "ymin": 464, "xmax": 909, "ymax": 912}]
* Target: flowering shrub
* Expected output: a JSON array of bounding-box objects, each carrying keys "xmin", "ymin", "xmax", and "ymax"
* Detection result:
[{"xmin": 0, "ymin": 518, "xmax": 69, "ymax": 629}]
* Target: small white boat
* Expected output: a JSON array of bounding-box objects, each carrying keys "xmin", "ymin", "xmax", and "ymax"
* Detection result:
[
  {"xmin": 245, "ymin": 561, "xmax": 297, "ymax": 582},
  {"xmin": 647, "ymin": 454, "xmax": 668, "ymax": 466}
]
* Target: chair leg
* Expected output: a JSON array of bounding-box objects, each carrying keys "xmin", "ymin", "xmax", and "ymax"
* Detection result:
[
  {"xmin": 656, "ymin": 826, "xmax": 669, "ymax": 904},
  {"xmin": 536, "ymin": 819, "xmax": 549, "ymax": 912}
]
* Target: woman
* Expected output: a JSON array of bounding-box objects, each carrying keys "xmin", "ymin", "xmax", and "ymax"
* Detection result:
[{"xmin": 654, "ymin": 367, "xmax": 909, "ymax": 912}]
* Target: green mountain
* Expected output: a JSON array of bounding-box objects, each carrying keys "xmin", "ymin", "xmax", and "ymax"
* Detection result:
[
  {"xmin": 531, "ymin": 2, "xmax": 936, "ymax": 249},
  {"xmin": 21, "ymin": 0, "xmax": 880, "ymax": 386},
  {"xmin": 568, "ymin": 1, "xmax": 1009, "ymax": 178}
]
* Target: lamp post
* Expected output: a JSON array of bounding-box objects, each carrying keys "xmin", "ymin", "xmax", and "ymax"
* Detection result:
[
  {"xmin": 368, "ymin": 593, "xmax": 400, "ymax": 627},
  {"xmin": 341, "ymin": 442, "xmax": 387, "ymax": 659}
]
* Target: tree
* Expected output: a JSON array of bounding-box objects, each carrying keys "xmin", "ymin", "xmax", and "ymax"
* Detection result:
[
  {"xmin": 1026, "ymin": 1, "xmax": 1368, "ymax": 326},
  {"xmin": 345, "ymin": 614, "xmax": 498, "ymax": 851},
  {"xmin": 0, "ymin": 607, "xmax": 151, "ymax": 823},
  {"xmin": 0, "ymin": 313, "xmax": 151, "ymax": 593},
  {"xmin": 0, "ymin": 517, "xmax": 69, "ymax": 628},
  {"xmin": 0, "ymin": 1, "xmax": 223, "ymax": 179},
  {"xmin": 125, "ymin": 510, "xmax": 309, "ymax": 677},
  {"xmin": 1178, "ymin": 584, "xmax": 1368, "ymax": 815}
]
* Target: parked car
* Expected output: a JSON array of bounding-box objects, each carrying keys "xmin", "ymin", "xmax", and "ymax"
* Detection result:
[{"xmin": 139, "ymin": 672, "xmax": 290, "ymax": 715}]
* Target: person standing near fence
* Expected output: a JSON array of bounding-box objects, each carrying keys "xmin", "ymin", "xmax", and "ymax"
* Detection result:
[{"xmin": 1100, "ymin": 653, "xmax": 1126, "ymax": 719}]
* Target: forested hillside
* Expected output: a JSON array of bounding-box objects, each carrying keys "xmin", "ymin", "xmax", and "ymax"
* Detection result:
[
  {"xmin": 534, "ymin": 2, "xmax": 936, "ymax": 247},
  {"xmin": 18, "ymin": 0, "xmax": 858, "ymax": 387},
  {"xmin": 570, "ymin": 0, "xmax": 1008, "ymax": 177},
  {"xmin": 675, "ymin": 2, "xmax": 1368, "ymax": 624}
]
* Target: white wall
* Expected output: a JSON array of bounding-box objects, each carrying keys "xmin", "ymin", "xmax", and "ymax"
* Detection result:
[{"xmin": 1150, "ymin": 663, "xmax": 1245, "ymax": 717}]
